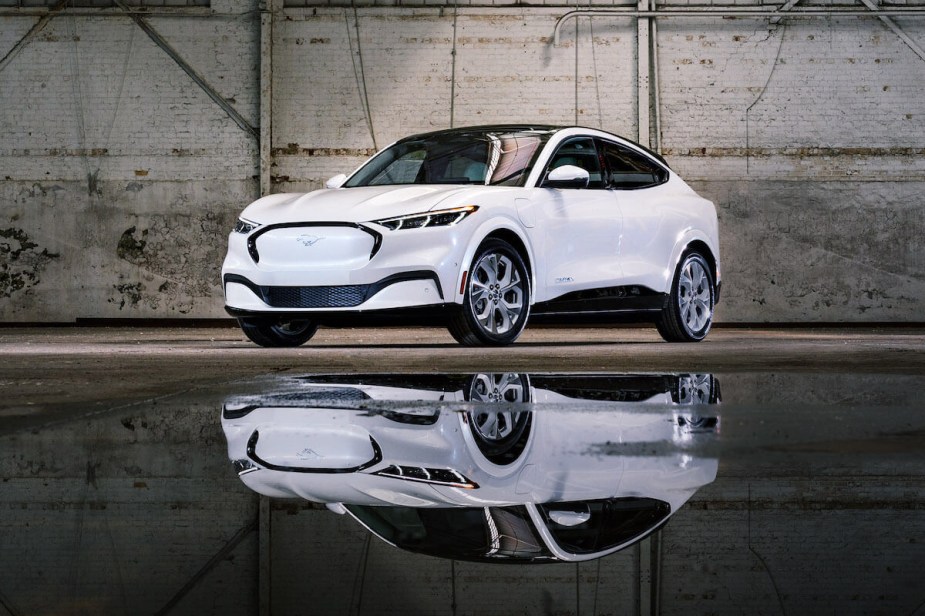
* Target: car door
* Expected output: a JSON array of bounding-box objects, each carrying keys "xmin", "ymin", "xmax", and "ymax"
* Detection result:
[
  {"xmin": 530, "ymin": 137, "xmax": 623, "ymax": 301},
  {"xmin": 597, "ymin": 139, "xmax": 672, "ymax": 290}
]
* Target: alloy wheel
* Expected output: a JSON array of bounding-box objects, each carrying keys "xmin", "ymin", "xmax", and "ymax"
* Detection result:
[
  {"xmin": 678, "ymin": 257, "xmax": 713, "ymax": 334},
  {"xmin": 469, "ymin": 252, "xmax": 525, "ymax": 336}
]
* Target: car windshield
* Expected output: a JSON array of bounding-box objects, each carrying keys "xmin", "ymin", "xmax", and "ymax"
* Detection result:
[{"xmin": 343, "ymin": 129, "xmax": 555, "ymax": 188}]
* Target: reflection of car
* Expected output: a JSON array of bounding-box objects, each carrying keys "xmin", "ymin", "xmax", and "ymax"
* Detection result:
[
  {"xmin": 222, "ymin": 125, "xmax": 721, "ymax": 347},
  {"xmin": 222, "ymin": 373, "xmax": 719, "ymax": 563}
]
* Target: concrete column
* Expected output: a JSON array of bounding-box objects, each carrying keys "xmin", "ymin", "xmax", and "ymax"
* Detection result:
[
  {"xmin": 260, "ymin": 0, "xmax": 279, "ymax": 197},
  {"xmin": 259, "ymin": 495, "xmax": 271, "ymax": 616},
  {"xmin": 636, "ymin": 0, "xmax": 651, "ymax": 148},
  {"xmin": 638, "ymin": 532, "xmax": 662, "ymax": 615}
]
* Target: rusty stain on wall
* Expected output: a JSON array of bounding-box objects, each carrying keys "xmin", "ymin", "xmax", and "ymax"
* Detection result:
[
  {"xmin": 7, "ymin": 148, "xmax": 108, "ymax": 157},
  {"xmin": 0, "ymin": 227, "xmax": 60, "ymax": 298},
  {"xmin": 272, "ymin": 144, "xmax": 377, "ymax": 157},
  {"xmin": 664, "ymin": 147, "xmax": 925, "ymax": 158}
]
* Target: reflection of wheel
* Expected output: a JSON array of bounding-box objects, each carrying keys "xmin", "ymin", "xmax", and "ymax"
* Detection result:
[
  {"xmin": 672, "ymin": 374, "xmax": 719, "ymax": 405},
  {"xmin": 449, "ymin": 239, "xmax": 530, "ymax": 346},
  {"xmin": 673, "ymin": 374, "xmax": 720, "ymax": 434},
  {"xmin": 238, "ymin": 317, "xmax": 317, "ymax": 348},
  {"xmin": 657, "ymin": 251, "xmax": 714, "ymax": 342},
  {"xmin": 468, "ymin": 373, "xmax": 530, "ymax": 405},
  {"xmin": 465, "ymin": 373, "xmax": 532, "ymax": 464}
]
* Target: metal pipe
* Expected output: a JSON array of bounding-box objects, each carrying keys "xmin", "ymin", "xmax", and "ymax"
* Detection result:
[{"xmin": 554, "ymin": 8, "xmax": 925, "ymax": 45}]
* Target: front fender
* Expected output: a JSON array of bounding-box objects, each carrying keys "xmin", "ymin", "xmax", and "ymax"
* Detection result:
[{"xmin": 455, "ymin": 216, "xmax": 538, "ymax": 306}]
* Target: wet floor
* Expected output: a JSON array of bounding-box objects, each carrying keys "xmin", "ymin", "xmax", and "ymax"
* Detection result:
[{"xmin": 2, "ymin": 364, "xmax": 924, "ymax": 615}]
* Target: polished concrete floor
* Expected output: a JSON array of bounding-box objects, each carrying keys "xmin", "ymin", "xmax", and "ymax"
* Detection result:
[
  {"xmin": 1, "ymin": 324, "xmax": 924, "ymax": 615},
  {"xmin": 3, "ymin": 324, "xmax": 924, "ymax": 415}
]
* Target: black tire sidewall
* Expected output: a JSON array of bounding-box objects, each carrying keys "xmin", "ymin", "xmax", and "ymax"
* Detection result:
[{"xmin": 239, "ymin": 317, "xmax": 317, "ymax": 347}]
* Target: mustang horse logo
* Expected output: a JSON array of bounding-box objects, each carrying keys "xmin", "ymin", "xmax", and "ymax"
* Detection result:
[{"xmin": 296, "ymin": 234, "xmax": 324, "ymax": 247}]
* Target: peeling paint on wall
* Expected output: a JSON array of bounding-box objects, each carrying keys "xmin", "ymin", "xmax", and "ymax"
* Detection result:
[
  {"xmin": 110, "ymin": 281, "xmax": 145, "ymax": 310},
  {"xmin": 111, "ymin": 211, "xmax": 232, "ymax": 314},
  {"xmin": 117, "ymin": 226, "xmax": 149, "ymax": 264},
  {"xmin": 0, "ymin": 227, "xmax": 60, "ymax": 298}
]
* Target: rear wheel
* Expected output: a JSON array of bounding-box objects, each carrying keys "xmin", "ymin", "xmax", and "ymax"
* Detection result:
[
  {"xmin": 672, "ymin": 373, "xmax": 719, "ymax": 404},
  {"xmin": 448, "ymin": 239, "xmax": 530, "ymax": 346},
  {"xmin": 238, "ymin": 317, "xmax": 318, "ymax": 347},
  {"xmin": 656, "ymin": 251, "xmax": 714, "ymax": 342}
]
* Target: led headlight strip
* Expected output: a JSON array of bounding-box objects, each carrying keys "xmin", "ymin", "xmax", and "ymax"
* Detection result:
[
  {"xmin": 374, "ymin": 464, "xmax": 479, "ymax": 489},
  {"xmin": 373, "ymin": 205, "xmax": 479, "ymax": 231},
  {"xmin": 233, "ymin": 218, "xmax": 261, "ymax": 234}
]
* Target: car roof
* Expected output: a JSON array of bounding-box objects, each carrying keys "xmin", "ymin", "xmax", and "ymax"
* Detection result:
[
  {"xmin": 394, "ymin": 124, "xmax": 670, "ymax": 169},
  {"xmin": 395, "ymin": 124, "xmax": 562, "ymax": 142}
]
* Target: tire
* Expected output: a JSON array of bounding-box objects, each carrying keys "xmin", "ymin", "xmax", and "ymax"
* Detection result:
[
  {"xmin": 448, "ymin": 239, "xmax": 530, "ymax": 346},
  {"xmin": 464, "ymin": 373, "xmax": 532, "ymax": 464},
  {"xmin": 656, "ymin": 251, "xmax": 715, "ymax": 342},
  {"xmin": 238, "ymin": 317, "xmax": 318, "ymax": 348}
]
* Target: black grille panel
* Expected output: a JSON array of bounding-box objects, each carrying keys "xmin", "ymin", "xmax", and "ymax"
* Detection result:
[{"xmin": 265, "ymin": 285, "xmax": 368, "ymax": 308}]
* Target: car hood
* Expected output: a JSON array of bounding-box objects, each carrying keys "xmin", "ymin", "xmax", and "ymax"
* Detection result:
[{"xmin": 241, "ymin": 185, "xmax": 509, "ymax": 225}]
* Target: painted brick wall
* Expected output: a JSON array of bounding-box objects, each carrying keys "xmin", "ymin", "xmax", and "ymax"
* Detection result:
[
  {"xmin": 1, "ymin": 2, "xmax": 923, "ymax": 321},
  {"xmin": 0, "ymin": 2, "xmax": 259, "ymax": 320},
  {"xmin": 272, "ymin": 9, "xmax": 637, "ymax": 191}
]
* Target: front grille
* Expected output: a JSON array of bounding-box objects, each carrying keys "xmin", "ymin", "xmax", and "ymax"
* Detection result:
[{"xmin": 265, "ymin": 285, "xmax": 369, "ymax": 308}]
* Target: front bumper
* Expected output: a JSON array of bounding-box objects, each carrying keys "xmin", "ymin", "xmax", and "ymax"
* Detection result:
[
  {"xmin": 223, "ymin": 271, "xmax": 444, "ymax": 313},
  {"xmin": 222, "ymin": 220, "xmax": 469, "ymax": 314}
]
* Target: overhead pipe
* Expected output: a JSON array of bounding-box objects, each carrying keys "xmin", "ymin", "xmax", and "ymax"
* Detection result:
[{"xmin": 554, "ymin": 7, "xmax": 925, "ymax": 46}]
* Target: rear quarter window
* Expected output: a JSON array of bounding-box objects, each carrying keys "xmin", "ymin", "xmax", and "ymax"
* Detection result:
[{"xmin": 598, "ymin": 141, "xmax": 669, "ymax": 190}]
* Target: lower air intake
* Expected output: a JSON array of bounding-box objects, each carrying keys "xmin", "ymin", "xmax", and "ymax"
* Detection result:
[{"xmin": 266, "ymin": 285, "xmax": 368, "ymax": 308}]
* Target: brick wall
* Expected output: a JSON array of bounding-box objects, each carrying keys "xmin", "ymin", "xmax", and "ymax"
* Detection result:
[
  {"xmin": 0, "ymin": 2, "xmax": 259, "ymax": 320},
  {"xmin": 1, "ymin": 2, "xmax": 923, "ymax": 321}
]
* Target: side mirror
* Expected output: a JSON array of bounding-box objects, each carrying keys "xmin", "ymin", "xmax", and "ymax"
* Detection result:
[
  {"xmin": 542, "ymin": 165, "xmax": 589, "ymax": 189},
  {"xmin": 325, "ymin": 173, "xmax": 347, "ymax": 189}
]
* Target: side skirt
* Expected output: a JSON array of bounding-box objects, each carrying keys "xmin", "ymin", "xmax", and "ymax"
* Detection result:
[
  {"xmin": 226, "ymin": 286, "xmax": 668, "ymax": 328},
  {"xmin": 531, "ymin": 286, "xmax": 667, "ymax": 324}
]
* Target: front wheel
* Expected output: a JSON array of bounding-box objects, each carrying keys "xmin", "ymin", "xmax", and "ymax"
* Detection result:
[
  {"xmin": 238, "ymin": 317, "xmax": 318, "ymax": 347},
  {"xmin": 464, "ymin": 373, "xmax": 533, "ymax": 464},
  {"xmin": 656, "ymin": 251, "xmax": 715, "ymax": 342},
  {"xmin": 448, "ymin": 239, "xmax": 530, "ymax": 346}
]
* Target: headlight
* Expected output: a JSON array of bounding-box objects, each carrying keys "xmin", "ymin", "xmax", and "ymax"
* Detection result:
[
  {"xmin": 232, "ymin": 459, "xmax": 258, "ymax": 475},
  {"xmin": 373, "ymin": 464, "xmax": 479, "ymax": 489},
  {"xmin": 233, "ymin": 218, "xmax": 260, "ymax": 234},
  {"xmin": 372, "ymin": 205, "xmax": 478, "ymax": 231}
]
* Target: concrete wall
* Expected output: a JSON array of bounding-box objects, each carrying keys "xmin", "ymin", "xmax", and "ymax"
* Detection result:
[
  {"xmin": 2, "ymin": 1, "xmax": 924, "ymax": 322},
  {"xmin": 0, "ymin": 1, "xmax": 260, "ymax": 321}
]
